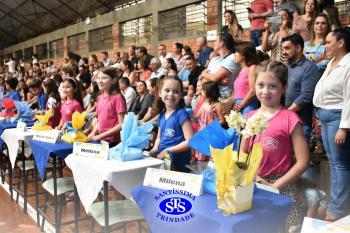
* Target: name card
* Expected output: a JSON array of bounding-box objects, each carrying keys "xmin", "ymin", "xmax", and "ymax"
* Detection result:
[
  {"xmin": 17, "ymin": 121, "xmax": 27, "ymax": 132},
  {"xmin": 33, "ymin": 130, "xmax": 60, "ymax": 143},
  {"xmin": 207, "ymin": 30, "xmax": 217, "ymax": 41},
  {"xmin": 143, "ymin": 168, "xmax": 203, "ymax": 196},
  {"xmin": 73, "ymin": 142, "xmax": 109, "ymax": 159}
]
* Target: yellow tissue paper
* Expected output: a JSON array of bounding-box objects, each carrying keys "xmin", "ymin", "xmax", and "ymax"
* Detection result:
[
  {"xmin": 210, "ymin": 143, "xmax": 263, "ymax": 215},
  {"xmin": 61, "ymin": 111, "xmax": 88, "ymax": 144},
  {"xmin": 32, "ymin": 111, "xmax": 53, "ymax": 131},
  {"xmin": 72, "ymin": 111, "xmax": 87, "ymax": 130}
]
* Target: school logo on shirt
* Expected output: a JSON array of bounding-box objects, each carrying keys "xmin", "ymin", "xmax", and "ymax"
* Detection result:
[
  {"xmin": 165, "ymin": 128, "xmax": 175, "ymax": 137},
  {"xmin": 262, "ymin": 136, "xmax": 278, "ymax": 150}
]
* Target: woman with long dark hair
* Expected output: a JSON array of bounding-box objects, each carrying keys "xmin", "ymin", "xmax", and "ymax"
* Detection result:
[
  {"xmin": 262, "ymin": 9, "xmax": 296, "ymax": 64},
  {"xmin": 293, "ymin": 0, "xmax": 319, "ymax": 41},
  {"xmin": 221, "ymin": 9, "xmax": 243, "ymax": 41},
  {"xmin": 129, "ymin": 81, "xmax": 155, "ymax": 120},
  {"xmin": 313, "ymin": 28, "xmax": 350, "ymax": 221},
  {"xmin": 121, "ymin": 59, "xmax": 136, "ymax": 87},
  {"xmin": 162, "ymin": 58, "xmax": 177, "ymax": 76},
  {"xmin": 304, "ymin": 14, "xmax": 331, "ymax": 73}
]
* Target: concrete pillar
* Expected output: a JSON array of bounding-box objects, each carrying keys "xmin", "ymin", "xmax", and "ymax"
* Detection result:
[
  {"xmin": 217, "ymin": 0, "xmax": 223, "ymax": 31},
  {"xmin": 46, "ymin": 42, "xmax": 50, "ymax": 59},
  {"xmin": 85, "ymin": 31, "xmax": 89, "ymax": 56},
  {"xmin": 207, "ymin": 0, "xmax": 219, "ymax": 31},
  {"xmin": 63, "ymin": 36, "xmax": 68, "ymax": 58},
  {"xmin": 151, "ymin": 9, "xmax": 159, "ymax": 57},
  {"xmin": 112, "ymin": 23, "xmax": 119, "ymax": 51}
]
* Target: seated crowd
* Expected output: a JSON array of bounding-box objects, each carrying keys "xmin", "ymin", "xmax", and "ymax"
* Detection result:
[{"xmin": 0, "ymin": 0, "xmax": 349, "ymax": 232}]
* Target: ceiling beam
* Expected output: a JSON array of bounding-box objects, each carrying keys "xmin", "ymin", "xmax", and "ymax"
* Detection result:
[
  {"xmin": 0, "ymin": 0, "xmax": 28, "ymax": 21},
  {"xmin": 57, "ymin": 0, "xmax": 85, "ymax": 18},
  {"xmin": 0, "ymin": 26, "xmax": 19, "ymax": 41},
  {"xmin": 31, "ymin": 0, "xmax": 69, "ymax": 24},
  {"xmin": 96, "ymin": 0, "xmax": 115, "ymax": 12},
  {"xmin": 0, "ymin": 1, "xmax": 41, "ymax": 33}
]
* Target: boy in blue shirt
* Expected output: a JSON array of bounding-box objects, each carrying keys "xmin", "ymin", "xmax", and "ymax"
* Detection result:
[
  {"xmin": 28, "ymin": 78, "xmax": 46, "ymax": 111},
  {"xmin": 3, "ymin": 78, "xmax": 20, "ymax": 101}
]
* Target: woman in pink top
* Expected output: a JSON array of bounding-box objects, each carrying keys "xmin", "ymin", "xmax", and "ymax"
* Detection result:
[
  {"xmin": 57, "ymin": 78, "xmax": 83, "ymax": 130},
  {"xmin": 233, "ymin": 42, "xmax": 260, "ymax": 116},
  {"xmin": 88, "ymin": 67, "xmax": 126, "ymax": 146},
  {"xmin": 241, "ymin": 61, "xmax": 309, "ymax": 231}
]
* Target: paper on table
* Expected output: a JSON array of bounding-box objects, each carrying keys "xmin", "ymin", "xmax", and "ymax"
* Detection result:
[
  {"xmin": 330, "ymin": 215, "xmax": 350, "ymax": 232},
  {"xmin": 334, "ymin": 215, "xmax": 350, "ymax": 227},
  {"xmin": 301, "ymin": 217, "xmax": 350, "ymax": 233},
  {"xmin": 301, "ymin": 217, "xmax": 331, "ymax": 233}
]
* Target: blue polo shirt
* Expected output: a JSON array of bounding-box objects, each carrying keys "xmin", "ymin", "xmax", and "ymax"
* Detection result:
[
  {"xmin": 158, "ymin": 108, "xmax": 191, "ymax": 172},
  {"xmin": 37, "ymin": 91, "xmax": 47, "ymax": 111},
  {"xmin": 198, "ymin": 46, "xmax": 214, "ymax": 67},
  {"xmin": 286, "ymin": 56, "xmax": 320, "ymax": 126},
  {"xmin": 3, "ymin": 91, "xmax": 21, "ymax": 101}
]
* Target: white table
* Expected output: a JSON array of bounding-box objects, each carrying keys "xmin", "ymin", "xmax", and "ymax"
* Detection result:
[
  {"xmin": 1, "ymin": 128, "xmax": 36, "ymax": 214},
  {"xmin": 1, "ymin": 128, "xmax": 36, "ymax": 168},
  {"xmin": 65, "ymin": 154, "xmax": 164, "ymax": 213}
]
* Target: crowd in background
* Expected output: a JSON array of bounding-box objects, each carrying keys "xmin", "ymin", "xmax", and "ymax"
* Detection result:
[{"xmin": 0, "ymin": 0, "xmax": 349, "ymax": 232}]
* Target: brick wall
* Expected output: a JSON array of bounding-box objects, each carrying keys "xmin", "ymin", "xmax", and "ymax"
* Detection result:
[
  {"xmin": 49, "ymin": 0, "xmax": 220, "ymax": 68},
  {"xmin": 47, "ymin": 1, "xmax": 349, "ymax": 68}
]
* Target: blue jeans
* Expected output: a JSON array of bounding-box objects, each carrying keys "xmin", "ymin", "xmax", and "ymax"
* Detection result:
[
  {"xmin": 303, "ymin": 124, "xmax": 312, "ymax": 145},
  {"xmin": 235, "ymin": 98, "xmax": 260, "ymax": 117},
  {"xmin": 250, "ymin": 29, "xmax": 264, "ymax": 47},
  {"xmin": 318, "ymin": 108, "xmax": 350, "ymax": 218}
]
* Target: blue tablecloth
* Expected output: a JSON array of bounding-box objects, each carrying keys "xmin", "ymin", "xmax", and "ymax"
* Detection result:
[
  {"xmin": 0, "ymin": 121, "xmax": 33, "ymax": 149},
  {"xmin": 29, "ymin": 140, "xmax": 73, "ymax": 180},
  {"xmin": 132, "ymin": 185, "xmax": 293, "ymax": 233}
]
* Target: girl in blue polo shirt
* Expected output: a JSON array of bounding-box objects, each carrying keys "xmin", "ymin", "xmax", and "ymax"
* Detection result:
[{"xmin": 149, "ymin": 76, "xmax": 194, "ymax": 172}]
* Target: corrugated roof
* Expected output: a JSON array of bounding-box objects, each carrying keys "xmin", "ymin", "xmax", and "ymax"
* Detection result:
[{"xmin": 0, "ymin": 0, "xmax": 127, "ymax": 49}]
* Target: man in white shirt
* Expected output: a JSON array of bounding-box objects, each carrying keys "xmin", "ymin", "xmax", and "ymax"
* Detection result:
[
  {"xmin": 4, "ymin": 57, "xmax": 16, "ymax": 73},
  {"xmin": 149, "ymin": 57, "xmax": 167, "ymax": 80},
  {"xmin": 158, "ymin": 44, "xmax": 171, "ymax": 64},
  {"xmin": 113, "ymin": 51, "xmax": 121, "ymax": 64},
  {"xmin": 32, "ymin": 54, "xmax": 38, "ymax": 66},
  {"xmin": 200, "ymin": 33, "xmax": 240, "ymax": 98},
  {"xmin": 119, "ymin": 77, "xmax": 137, "ymax": 110},
  {"xmin": 101, "ymin": 51, "xmax": 113, "ymax": 67}
]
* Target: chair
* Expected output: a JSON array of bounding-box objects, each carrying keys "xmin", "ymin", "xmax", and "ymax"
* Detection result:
[
  {"xmin": 89, "ymin": 200, "xmax": 146, "ymax": 233},
  {"xmin": 38, "ymin": 176, "xmax": 75, "ymax": 232},
  {"xmin": 15, "ymin": 160, "xmax": 35, "ymax": 211},
  {"xmin": 15, "ymin": 159, "xmax": 56, "ymax": 214}
]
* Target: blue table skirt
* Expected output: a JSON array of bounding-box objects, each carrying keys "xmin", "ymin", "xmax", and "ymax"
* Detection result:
[
  {"xmin": 0, "ymin": 121, "xmax": 34, "ymax": 149},
  {"xmin": 132, "ymin": 185, "xmax": 293, "ymax": 233},
  {"xmin": 29, "ymin": 140, "xmax": 73, "ymax": 180}
]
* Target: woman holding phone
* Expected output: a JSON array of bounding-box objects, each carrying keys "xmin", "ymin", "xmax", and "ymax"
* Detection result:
[{"xmin": 261, "ymin": 9, "xmax": 296, "ymax": 64}]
